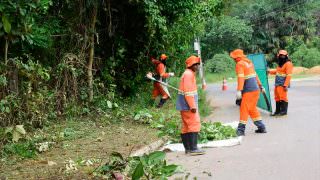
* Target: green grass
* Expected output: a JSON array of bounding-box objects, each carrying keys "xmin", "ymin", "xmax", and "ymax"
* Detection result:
[{"xmin": 205, "ymin": 71, "xmax": 236, "ymax": 83}]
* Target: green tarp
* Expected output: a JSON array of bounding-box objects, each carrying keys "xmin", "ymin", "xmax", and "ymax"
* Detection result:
[{"xmin": 247, "ymin": 54, "xmax": 272, "ymax": 112}]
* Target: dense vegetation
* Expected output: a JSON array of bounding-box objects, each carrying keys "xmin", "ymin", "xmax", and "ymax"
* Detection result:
[
  {"xmin": 1, "ymin": 0, "xmax": 319, "ymax": 178},
  {"xmin": 1, "ymin": 0, "xmax": 319, "ymax": 128}
]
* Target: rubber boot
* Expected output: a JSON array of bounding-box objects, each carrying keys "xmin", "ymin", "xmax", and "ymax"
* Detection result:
[
  {"xmin": 254, "ymin": 120, "xmax": 267, "ymax": 133},
  {"xmin": 271, "ymin": 101, "xmax": 281, "ymax": 116},
  {"xmin": 236, "ymin": 123, "xmax": 246, "ymax": 136},
  {"xmin": 156, "ymin": 98, "xmax": 167, "ymax": 108},
  {"xmin": 181, "ymin": 133, "xmax": 190, "ymax": 154},
  {"xmin": 279, "ymin": 101, "xmax": 288, "ymax": 116},
  {"xmin": 189, "ymin": 132, "xmax": 205, "ymax": 156}
]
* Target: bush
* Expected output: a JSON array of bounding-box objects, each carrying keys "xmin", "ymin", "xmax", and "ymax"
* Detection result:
[
  {"xmin": 291, "ymin": 45, "xmax": 320, "ymax": 68},
  {"xmin": 205, "ymin": 53, "xmax": 234, "ymax": 73}
]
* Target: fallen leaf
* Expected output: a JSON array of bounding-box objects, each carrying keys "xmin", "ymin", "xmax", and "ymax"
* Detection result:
[
  {"xmin": 48, "ymin": 161, "xmax": 57, "ymax": 166},
  {"xmin": 15, "ymin": 125, "xmax": 26, "ymax": 135}
]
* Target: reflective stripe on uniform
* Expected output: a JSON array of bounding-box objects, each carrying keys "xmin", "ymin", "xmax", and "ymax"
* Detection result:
[
  {"xmin": 245, "ymin": 73, "xmax": 256, "ymax": 79},
  {"xmin": 276, "ymin": 73, "xmax": 287, "ymax": 77}
]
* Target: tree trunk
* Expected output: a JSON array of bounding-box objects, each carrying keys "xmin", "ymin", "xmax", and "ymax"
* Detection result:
[
  {"xmin": 4, "ymin": 37, "xmax": 8, "ymax": 65},
  {"xmin": 87, "ymin": 6, "xmax": 97, "ymax": 102}
]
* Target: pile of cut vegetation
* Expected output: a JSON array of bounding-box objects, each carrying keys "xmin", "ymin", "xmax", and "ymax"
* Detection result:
[
  {"xmin": 292, "ymin": 66, "xmax": 309, "ymax": 74},
  {"xmin": 306, "ymin": 66, "xmax": 320, "ymax": 74}
]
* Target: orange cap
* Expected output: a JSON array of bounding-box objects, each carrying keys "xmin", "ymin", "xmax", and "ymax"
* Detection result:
[
  {"xmin": 160, "ymin": 54, "xmax": 168, "ymax": 60},
  {"xmin": 277, "ymin": 50, "xmax": 288, "ymax": 56},
  {"xmin": 185, "ymin": 55, "xmax": 200, "ymax": 68},
  {"xmin": 230, "ymin": 49, "xmax": 246, "ymax": 59}
]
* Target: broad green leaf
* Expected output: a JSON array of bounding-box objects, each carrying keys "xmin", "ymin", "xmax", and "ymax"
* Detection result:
[
  {"xmin": 113, "ymin": 103, "xmax": 118, "ymax": 108},
  {"xmin": 5, "ymin": 127, "xmax": 13, "ymax": 134},
  {"xmin": 162, "ymin": 164, "xmax": 178, "ymax": 175},
  {"xmin": 15, "ymin": 125, "xmax": 26, "ymax": 135},
  {"xmin": 12, "ymin": 130, "xmax": 21, "ymax": 142},
  {"xmin": 134, "ymin": 114, "xmax": 140, "ymax": 120},
  {"xmin": 107, "ymin": 100, "xmax": 112, "ymax": 108},
  {"xmin": 132, "ymin": 162, "xmax": 144, "ymax": 180},
  {"xmin": 147, "ymin": 151, "xmax": 165, "ymax": 164},
  {"xmin": 2, "ymin": 15, "xmax": 11, "ymax": 33}
]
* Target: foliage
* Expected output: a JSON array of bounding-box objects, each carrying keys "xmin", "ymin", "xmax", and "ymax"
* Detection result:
[
  {"xmin": 205, "ymin": 53, "xmax": 234, "ymax": 73},
  {"xmin": 94, "ymin": 151, "xmax": 179, "ymax": 179},
  {"xmin": 291, "ymin": 45, "xmax": 320, "ymax": 67},
  {"xmin": 199, "ymin": 122, "xmax": 237, "ymax": 143},
  {"xmin": 2, "ymin": 140, "xmax": 37, "ymax": 159},
  {"xmin": 202, "ymin": 16, "xmax": 253, "ymax": 59}
]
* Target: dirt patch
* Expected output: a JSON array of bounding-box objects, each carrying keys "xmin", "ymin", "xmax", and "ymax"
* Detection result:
[
  {"xmin": 306, "ymin": 66, "xmax": 320, "ymax": 74},
  {"xmin": 292, "ymin": 66, "xmax": 309, "ymax": 74},
  {"xmin": 0, "ymin": 121, "xmax": 159, "ymax": 179}
]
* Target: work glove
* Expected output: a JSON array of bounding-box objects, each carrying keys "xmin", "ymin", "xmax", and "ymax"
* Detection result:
[
  {"xmin": 146, "ymin": 72, "xmax": 153, "ymax": 79},
  {"xmin": 168, "ymin": 72, "xmax": 175, "ymax": 77},
  {"xmin": 236, "ymin": 90, "xmax": 242, "ymax": 100},
  {"xmin": 283, "ymin": 86, "xmax": 288, "ymax": 91}
]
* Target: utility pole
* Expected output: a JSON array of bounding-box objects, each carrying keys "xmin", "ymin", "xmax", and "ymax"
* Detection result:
[{"xmin": 194, "ymin": 38, "xmax": 207, "ymax": 90}]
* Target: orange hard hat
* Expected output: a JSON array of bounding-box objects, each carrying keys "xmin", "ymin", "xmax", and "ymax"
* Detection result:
[
  {"xmin": 277, "ymin": 50, "xmax": 288, "ymax": 56},
  {"xmin": 230, "ymin": 49, "xmax": 246, "ymax": 59},
  {"xmin": 160, "ymin": 54, "xmax": 168, "ymax": 60},
  {"xmin": 185, "ymin": 55, "xmax": 200, "ymax": 68}
]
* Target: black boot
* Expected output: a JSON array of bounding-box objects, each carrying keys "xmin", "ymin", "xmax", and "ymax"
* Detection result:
[
  {"xmin": 236, "ymin": 123, "xmax": 246, "ymax": 136},
  {"xmin": 271, "ymin": 101, "xmax": 281, "ymax": 116},
  {"xmin": 156, "ymin": 98, "xmax": 167, "ymax": 108},
  {"xmin": 189, "ymin": 132, "xmax": 205, "ymax": 156},
  {"xmin": 254, "ymin": 120, "xmax": 267, "ymax": 133},
  {"xmin": 279, "ymin": 101, "xmax": 288, "ymax": 116},
  {"xmin": 181, "ymin": 133, "xmax": 190, "ymax": 154}
]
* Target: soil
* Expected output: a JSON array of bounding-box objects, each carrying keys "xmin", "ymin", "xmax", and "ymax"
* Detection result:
[
  {"xmin": 292, "ymin": 66, "xmax": 309, "ymax": 74},
  {"xmin": 306, "ymin": 66, "xmax": 320, "ymax": 74},
  {"xmin": 0, "ymin": 120, "xmax": 159, "ymax": 179}
]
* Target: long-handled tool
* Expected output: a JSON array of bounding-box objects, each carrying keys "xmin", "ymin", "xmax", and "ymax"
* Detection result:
[
  {"xmin": 261, "ymin": 89, "xmax": 272, "ymax": 112},
  {"xmin": 146, "ymin": 75, "xmax": 183, "ymax": 93}
]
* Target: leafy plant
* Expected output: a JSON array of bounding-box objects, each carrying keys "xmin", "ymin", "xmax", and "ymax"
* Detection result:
[
  {"xmin": 4, "ymin": 125, "xmax": 27, "ymax": 143},
  {"xmin": 134, "ymin": 109, "xmax": 154, "ymax": 124},
  {"xmin": 131, "ymin": 151, "xmax": 178, "ymax": 180},
  {"xmin": 205, "ymin": 53, "xmax": 234, "ymax": 73},
  {"xmin": 95, "ymin": 151, "xmax": 179, "ymax": 180},
  {"xmin": 3, "ymin": 140, "xmax": 37, "ymax": 159},
  {"xmin": 199, "ymin": 122, "xmax": 237, "ymax": 143}
]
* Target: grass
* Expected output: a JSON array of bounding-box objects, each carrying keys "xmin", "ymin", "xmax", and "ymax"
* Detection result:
[
  {"xmin": 205, "ymin": 71, "xmax": 236, "ymax": 83},
  {"xmin": 0, "ymin": 74, "xmax": 214, "ymax": 179}
]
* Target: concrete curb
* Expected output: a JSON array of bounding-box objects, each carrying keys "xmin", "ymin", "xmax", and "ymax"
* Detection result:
[{"xmin": 130, "ymin": 137, "xmax": 168, "ymax": 157}]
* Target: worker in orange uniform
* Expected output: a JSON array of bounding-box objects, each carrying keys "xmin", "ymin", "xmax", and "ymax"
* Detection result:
[
  {"xmin": 150, "ymin": 54, "xmax": 174, "ymax": 108},
  {"xmin": 176, "ymin": 55, "xmax": 205, "ymax": 155},
  {"xmin": 230, "ymin": 49, "xmax": 267, "ymax": 136},
  {"xmin": 268, "ymin": 50, "xmax": 293, "ymax": 116}
]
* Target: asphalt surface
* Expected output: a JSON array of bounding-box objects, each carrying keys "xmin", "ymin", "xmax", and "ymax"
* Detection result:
[{"xmin": 167, "ymin": 76, "xmax": 320, "ymax": 180}]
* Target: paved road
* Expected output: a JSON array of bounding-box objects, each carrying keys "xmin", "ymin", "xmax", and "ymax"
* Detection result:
[{"xmin": 167, "ymin": 77, "xmax": 320, "ymax": 180}]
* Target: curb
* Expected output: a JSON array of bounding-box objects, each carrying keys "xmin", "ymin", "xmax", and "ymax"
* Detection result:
[{"xmin": 130, "ymin": 137, "xmax": 168, "ymax": 157}]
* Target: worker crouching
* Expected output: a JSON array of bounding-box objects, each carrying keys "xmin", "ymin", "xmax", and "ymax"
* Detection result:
[{"xmin": 151, "ymin": 54, "xmax": 174, "ymax": 108}]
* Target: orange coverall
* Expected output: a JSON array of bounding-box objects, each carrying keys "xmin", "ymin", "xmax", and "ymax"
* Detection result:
[
  {"xmin": 176, "ymin": 69, "xmax": 200, "ymax": 133},
  {"xmin": 152, "ymin": 60, "xmax": 170, "ymax": 99},
  {"xmin": 269, "ymin": 61, "xmax": 293, "ymax": 102},
  {"xmin": 236, "ymin": 57, "xmax": 262, "ymax": 124}
]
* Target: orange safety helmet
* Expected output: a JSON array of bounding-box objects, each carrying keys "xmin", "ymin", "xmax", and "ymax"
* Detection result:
[
  {"xmin": 230, "ymin": 49, "xmax": 246, "ymax": 59},
  {"xmin": 277, "ymin": 50, "xmax": 288, "ymax": 57},
  {"xmin": 160, "ymin": 54, "xmax": 168, "ymax": 60},
  {"xmin": 185, "ymin": 55, "xmax": 200, "ymax": 68}
]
